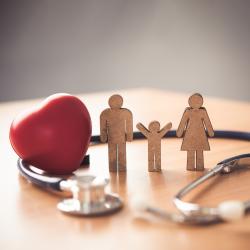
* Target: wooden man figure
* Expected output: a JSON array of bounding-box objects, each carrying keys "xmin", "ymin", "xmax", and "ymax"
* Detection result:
[
  {"xmin": 176, "ymin": 93, "xmax": 214, "ymax": 171},
  {"xmin": 100, "ymin": 94, "xmax": 133, "ymax": 172},
  {"xmin": 136, "ymin": 121, "xmax": 172, "ymax": 172}
]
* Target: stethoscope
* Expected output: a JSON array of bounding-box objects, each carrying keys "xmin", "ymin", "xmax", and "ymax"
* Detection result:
[{"xmin": 17, "ymin": 130, "xmax": 250, "ymax": 224}]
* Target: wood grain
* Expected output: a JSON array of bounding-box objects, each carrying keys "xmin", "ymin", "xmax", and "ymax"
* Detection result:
[{"xmin": 0, "ymin": 88, "xmax": 249, "ymax": 250}]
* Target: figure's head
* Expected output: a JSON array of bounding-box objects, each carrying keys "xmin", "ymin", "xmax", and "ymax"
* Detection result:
[
  {"xmin": 149, "ymin": 121, "xmax": 160, "ymax": 132},
  {"xmin": 188, "ymin": 93, "xmax": 203, "ymax": 109},
  {"xmin": 108, "ymin": 94, "xmax": 123, "ymax": 109}
]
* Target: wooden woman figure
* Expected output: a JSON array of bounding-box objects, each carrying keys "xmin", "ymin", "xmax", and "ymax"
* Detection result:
[
  {"xmin": 176, "ymin": 93, "xmax": 214, "ymax": 171},
  {"xmin": 136, "ymin": 121, "xmax": 172, "ymax": 172}
]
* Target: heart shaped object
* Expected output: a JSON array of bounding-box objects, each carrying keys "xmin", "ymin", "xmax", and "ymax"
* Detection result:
[{"xmin": 10, "ymin": 94, "xmax": 92, "ymax": 174}]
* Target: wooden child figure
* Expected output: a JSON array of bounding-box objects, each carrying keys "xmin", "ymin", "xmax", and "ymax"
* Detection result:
[
  {"xmin": 176, "ymin": 93, "xmax": 214, "ymax": 171},
  {"xmin": 100, "ymin": 94, "xmax": 133, "ymax": 172},
  {"xmin": 136, "ymin": 121, "xmax": 172, "ymax": 172}
]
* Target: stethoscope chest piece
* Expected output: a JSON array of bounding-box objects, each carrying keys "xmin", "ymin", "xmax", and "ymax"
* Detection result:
[{"xmin": 58, "ymin": 175, "xmax": 123, "ymax": 216}]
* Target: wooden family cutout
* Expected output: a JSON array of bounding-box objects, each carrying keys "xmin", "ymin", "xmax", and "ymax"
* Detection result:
[
  {"xmin": 176, "ymin": 93, "xmax": 214, "ymax": 171},
  {"xmin": 100, "ymin": 94, "xmax": 133, "ymax": 172},
  {"xmin": 100, "ymin": 93, "xmax": 213, "ymax": 172},
  {"xmin": 136, "ymin": 121, "xmax": 172, "ymax": 172}
]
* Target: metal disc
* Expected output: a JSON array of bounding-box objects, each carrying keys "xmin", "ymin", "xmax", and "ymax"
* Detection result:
[{"xmin": 57, "ymin": 194, "xmax": 123, "ymax": 216}]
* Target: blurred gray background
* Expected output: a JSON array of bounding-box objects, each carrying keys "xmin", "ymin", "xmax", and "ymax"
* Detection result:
[{"xmin": 0, "ymin": 0, "xmax": 249, "ymax": 102}]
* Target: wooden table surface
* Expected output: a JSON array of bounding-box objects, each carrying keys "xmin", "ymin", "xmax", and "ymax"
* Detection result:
[{"xmin": 0, "ymin": 88, "xmax": 249, "ymax": 250}]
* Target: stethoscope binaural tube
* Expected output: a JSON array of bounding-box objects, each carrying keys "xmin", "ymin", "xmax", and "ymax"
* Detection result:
[
  {"xmin": 90, "ymin": 130, "xmax": 250, "ymax": 143},
  {"xmin": 17, "ymin": 130, "xmax": 250, "ymax": 221},
  {"xmin": 132, "ymin": 153, "xmax": 250, "ymax": 225},
  {"xmin": 173, "ymin": 153, "xmax": 250, "ymax": 224},
  {"xmin": 17, "ymin": 159, "xmax": 66, "ymax": 192},
  {"xmin": 17, "ymin": 130, "xmax": 250, "ymax": 191},
  {"xmin": 17, "ymin": 130, "xmax": 250, "ymax": 193}
]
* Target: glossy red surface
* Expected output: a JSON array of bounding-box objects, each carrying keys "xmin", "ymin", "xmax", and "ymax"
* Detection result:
[{"xmin": 9, "ymin": 94, "xmax": 92, "ymax": 174}]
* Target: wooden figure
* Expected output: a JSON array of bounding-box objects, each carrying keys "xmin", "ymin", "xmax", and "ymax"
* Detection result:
[
  {"xmin": 176, "ymin": 93, "xmax": 214, "ymax": 171},
  {"xmin": 136, "ymin": 121, "xmax": 172, "ymax": 172},
  {"xmin": 100, "ymin": 94, "xmax": 133, "ymax": 172}
]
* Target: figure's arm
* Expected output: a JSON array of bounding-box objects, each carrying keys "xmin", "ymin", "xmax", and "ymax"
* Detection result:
[
  {"xmin": 125, "ymin": 109, "xmax": 133, "ymax": 141},
  {"xmin": 176, "ymin": 109, "xmax": 189, "ymax": 137},
  {"xmin": 100, "ymin": 111, "xmax": 108, "ymax": 142},
  {"xmin": 136, "ymin": 123, "xmax": 149, "ymax": 138},
  {"xmin": 159, "ymin": 122, "xmax": 172, "ymax": 137},
  {"xmin": 202, "ymin": 109, "xmax": 214, "ymax": 137}
]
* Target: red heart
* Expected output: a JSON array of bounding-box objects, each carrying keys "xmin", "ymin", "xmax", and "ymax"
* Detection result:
[{"xmin": 10, "ymin": 94, "xmax": 92, "ymax": 174}]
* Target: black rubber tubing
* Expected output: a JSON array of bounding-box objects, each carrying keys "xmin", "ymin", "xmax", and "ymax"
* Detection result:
[{"xmin": 17, "ymin": 130, "xmax": 250, "ymax": 192}]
